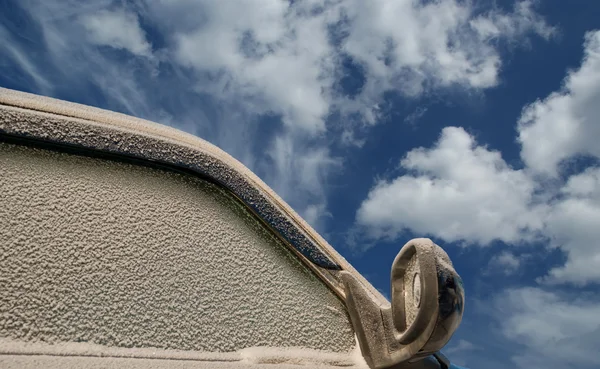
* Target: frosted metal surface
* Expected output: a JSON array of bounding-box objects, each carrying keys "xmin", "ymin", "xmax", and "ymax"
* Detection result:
[
  {"xmin": 0, "ymin": 338, "xmax": 367, "ymax": 368},
  {"xmin": 0, "ymin": 356, "xmax": 365, "ymax": 369},
  {"xmin": 0, "ymin": 143, "xmax": 355, "ymax": 353}
]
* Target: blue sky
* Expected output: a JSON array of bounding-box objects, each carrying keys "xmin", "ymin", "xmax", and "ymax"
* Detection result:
[{"xmin": 1, "ymin": 0, "xmax": 599, "ymax": 368}]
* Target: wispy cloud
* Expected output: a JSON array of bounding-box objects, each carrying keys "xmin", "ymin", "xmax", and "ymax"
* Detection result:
[
  {"xmin": 79, "ymin": 9, "xmax": 153, "ymax": 57},
  {"xmin": 404, "ymin": 106, "xmax": 429, "ymax": 126},
  {"xmin": 487, "ymin": 250, "xmax": 525, "ymax": 275},
  {"xmin": 444, "ymin": 339, "xmax": 480, "ymax": 355},
  {"xmin": 0, "ymin": 23, "xmax": 52, "ymax": 94},
  {"xmin": 490, "ymin": 287, "xmax": 600, "ymax": 369}
]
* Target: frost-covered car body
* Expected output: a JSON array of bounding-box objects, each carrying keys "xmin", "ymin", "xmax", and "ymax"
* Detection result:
[{"xmin": 0, "ymin": 88, "xmax": 465, "ymax": 369}]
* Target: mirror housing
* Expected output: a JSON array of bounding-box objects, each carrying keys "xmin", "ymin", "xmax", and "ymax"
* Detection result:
[{"xmin": 341, "ymin": 238, "xmax": 464, "ymax": 369}]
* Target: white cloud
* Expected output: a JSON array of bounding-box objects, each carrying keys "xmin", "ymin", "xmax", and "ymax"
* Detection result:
[
  {"xmin": 470, "ymin": 0, "xmax": 555, "ymax": 42},
  {"xmin": 444, "ymin": 339, "xmax": 479, "ymax": 355},
  {"xmin": 542, "ymin": 167, "xmax": 600, "ymax": 285},
  {"xmin": 442, "ymin": 338, "xmax": 482, "ymax": 368},
  {"xmin": 513, "ymin": 31, "xmax": 600, "ymax": 285},
  {"xmin": 357, "ymin": 31, "xmax": 600, "ymax": 285},
  {"xmin": 489, "ymin": 250, "xmax": 523, "ymax": 274},
  {"xmin": 172, "ymin": 0, "xmax": 333, "ymax": 134},
  {"xmin": 355, "ymin": 123, "xmax": 600, "ymax": 284},
  {"xmin": 337, "ymin": 0, "xmax": 554, "ymax": 122},
  {"xmin": 518, "ymin": 30, "xmax": 600, "ymax": 176},
  {"xmin": 356, "ymin": 125, "xmax": 600, "ymax": 285},
  {"xmin": 404, "ymin": 106, "xmax": 428, "ymax": 126},
  {"xmin": 80, "ymin": 9, "xmax": 152, "ymax": 57},
  {"xmin": 170, "ymin": 0, "xmax": 553, "ymax": 131},
  {"xmin": 492, "ymin": 287, "xmax": 600, "ymax": 369},
  {"xmin": 356, "ymin": 127, "xmax": 544, "ymax": 245}
]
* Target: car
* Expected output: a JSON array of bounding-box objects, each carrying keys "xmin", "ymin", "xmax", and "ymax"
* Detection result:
[{"xmin": 0, "ymin": 87, "xmax": 466, "ymax": 369}]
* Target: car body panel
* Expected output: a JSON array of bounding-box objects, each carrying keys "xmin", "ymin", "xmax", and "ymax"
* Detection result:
[{"xmin": 0, "ymin": 88, "xmax": 465, "ymax": 369}]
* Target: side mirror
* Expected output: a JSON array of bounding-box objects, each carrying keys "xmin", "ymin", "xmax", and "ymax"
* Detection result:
[{"xmin": 340, "ymin": 238, "xmax": 464, "ymax": 369}]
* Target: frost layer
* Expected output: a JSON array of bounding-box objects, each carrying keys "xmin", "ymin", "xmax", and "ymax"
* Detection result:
[{"xmin": 0, "ymin": 143, "xmax": 355, "ymax": 353}]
